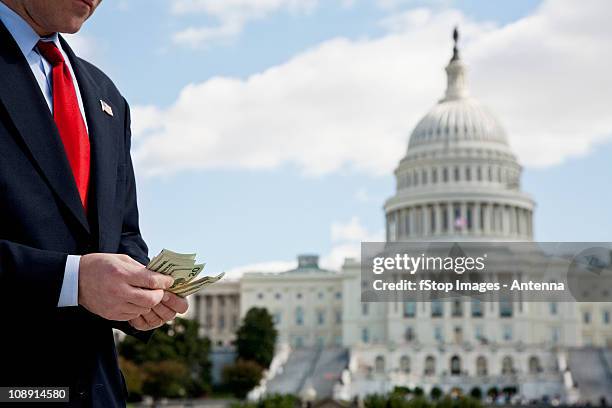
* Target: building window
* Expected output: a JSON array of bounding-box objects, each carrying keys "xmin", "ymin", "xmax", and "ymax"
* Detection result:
[
  {"xmin": 404, "ymin": 301, "xmax": 416, "ymax": 318},
  {"xmin": 361, "ymin": 328, "xmax": 369, "ymax": 343},
  {"xmin": 466, "ymin": 167, "xmax": 471, "ymax": 181},
  {"xmin": 422, "ymin": 169, "xmax": 428, "ymax": 185},
  {"xmin": 471, "ymin": 299, "xmax": 483, "ymax": 317},
  {"xmin": 477, "ymin": 166, "xmax": 482, "ymax": 181},
  {"xmin": 451, "ymin": 327, "xmax": 462, "ymax": 344},
  {"xmin": 405, "ymin": 327, "xmax": 415, "ymax": 342},
  {"xmin": 604, "ymin": 310, "xmax": 610, "ymax": 324},
  {"xmin": 335, "ymin": 292, "xmax": 342, "ymax": 300},
  {"xmin": 297, "ymin": 293, "xmax": 303, "ymax": 299},
  {"xmin": 273, "ymin": 312, "xmax": 281, "ymax": 325},
  {"xmin": 529, "ymin": 356, "xmax": 542, "ymax": 374},
  {"xmin": 432, "ymin": 168, "xmax": 438, "ymax": 183},
  {"xmin": 318, "ymin": 292, "xmax": 324, "ymax": 299},
  {"xmin": 317, "ymin": 310, "xmax": 325, "ymax": 325},
  {"xmin": 454, "ymin": 166, "xmax": 460, "ymax": 181},
  {"xmin": 295, "ymin": 306, "xmax": 304, "ymax": 326},
  {"xmin": 335, "ymin": 310, "xmax": 342, "ymax": 324},
  {"xmin": 275, "ymin": 293, "xmax": 282, "ymax": 300},
  {"xmin": 503, "ymin": 325, "xmax": 512, "ymax": 342},
  {"xmin": 551, "ymin": 327, "xmax": 561, "ymax": 344},
  {"xmin": 499, "ymin": 300, "xmax": 513, "ymax": 318},
  {"xmin": 424, "ymin": 356, "xmax": 436, "ymax": 376},
  {"xmin": 431, "ymin": 300, "xmax": 443, "ymax": 317},
  {"xmin": 475, "ymin": 325, "xmax": 484, "ymax": 342},
  {"xmin": 257, "ymin": 293, "xmax": 264, "ymax": 300},
  {"xmin": 375, "ymin": 356, "xmax": 385, "ymax": 374},
  {"xmin": 450, "ymin": 355, "xmax": 461, "ymax": 376},
  {"xmin": 584, "ymin": 311, "xmax": 591, "ymax": 324},
  {"xmin": 400, "ymin": 356, "xmax": 410, "ymax": 373},
  {"xmin": 443, "ymin": 167, "xmax": 449, "ymax": 183},
  {"xmin": 452, "ymin": 300, "xmax": 463, "ymax": 317},
  {"xmin": 501, "ymin": 356, "xmax": 514, "ymax": 375},
  {"xmin": 549, "ymin": 302, "xmax": 557, "ymax": 315},
  {"xmin": 362, "ymin": 303, "xmax": 369, "ymax": 316},
  {"xmin": 476, "ymin": 356, "xmax": 488, "ymax": 376},
  {"xmin": 434, "ymin": 326, "xmax": 444, "ymax": 343}
]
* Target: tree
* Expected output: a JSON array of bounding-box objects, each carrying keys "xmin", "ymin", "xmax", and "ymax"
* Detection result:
[
  {"xmin": 469, "ymin": 387, "xmax": 482, "ymax": 400},
  {"xmin": 141, "ymin": 360, "xmax": 190, "ymax": 399},
  {"xmin": 236, "ymin": 307, "xmax": 278, "ymax": 368},
  {"xmin": 413, "ymin": 387, "xmax": 424, "ymax": 397},
  {"xmin": 222, "ymin": 359, "xmax": 264, "ymax": 399},
  {"xmin": 118, "ymin": 357, "xmax": 144, "ymax": 401},
  {"xmin": 118, "ymin": 317, "xmax": 212, "ymax": 399},
  {"xmin": 430, "ymin": 386, "xmax": 443, "ymax": 400}
]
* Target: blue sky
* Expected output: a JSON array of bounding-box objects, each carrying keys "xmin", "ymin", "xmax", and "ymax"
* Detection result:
[{"xmin": 69, "ymin": 0, "xmax": 612, "ymax": 275}]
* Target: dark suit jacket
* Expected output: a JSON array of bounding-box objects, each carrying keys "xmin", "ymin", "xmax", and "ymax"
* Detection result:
[{"xmin": 0, "ymin": 21, "xmax": 149, "ymax": 407}]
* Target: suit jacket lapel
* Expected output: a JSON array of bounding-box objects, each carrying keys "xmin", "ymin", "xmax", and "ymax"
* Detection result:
[
  {"xmin": 60, "ymin": 36, "xmax": 117, "ymax": 249},
  {"xmin": 0, "ymin": 22, "xmax": 90, "ymax": 234}
]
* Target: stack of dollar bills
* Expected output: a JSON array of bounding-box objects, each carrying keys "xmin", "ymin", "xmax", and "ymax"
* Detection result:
[{"xmin": 146, "ymin": 249, "xmax": 224, "ymax": 298}]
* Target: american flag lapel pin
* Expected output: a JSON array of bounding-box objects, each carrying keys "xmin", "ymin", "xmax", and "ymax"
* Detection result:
[{"xmin": 100, "ymin": 99, "xmax": 113, "ymax": 117}]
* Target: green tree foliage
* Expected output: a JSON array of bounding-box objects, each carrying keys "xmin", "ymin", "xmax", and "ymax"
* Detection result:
[
  {"xmin": 363, "ymin": 393, "xmax": 481, "ymax": 408},
  {"xmin": 469, "ymin": 387, "xmax": 482, "ymax": 400},
  {"xmin": 430, "ymin": 387, "xmax": 443, "ymax": 400},
  {"xmin": 141, "ymin": 360, "xmax": 190, "ymax": 399},
  {"xmin": 222, "ymin": 359, "xmax": 264, "ymax": 399},
  {"xmin": 230, "ymin": 394, "xmax": 298, "ymax": 408},
  {"xmin": 118, "ymin": 357, "xmax": 144, "ymax": 401},
  {"xmin": 236, "ymin": 307, "xmax": 278, "ymax": 369},
  {"xmin": 118, "ymin": 317, "xmax": 212, "ymax": 399}
]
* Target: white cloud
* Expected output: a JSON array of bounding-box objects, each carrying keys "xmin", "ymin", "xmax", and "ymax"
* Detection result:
[
  {"xmin": 331, "ymin": 216, "xmax": 382, "ymax": 242},
  {"xmin": 171, "ymin": 0, "xmax": 320, "ymax": 47},
  {"xmin": 134, "ymin": 0, "xmax": 612, "ymax": 177}
]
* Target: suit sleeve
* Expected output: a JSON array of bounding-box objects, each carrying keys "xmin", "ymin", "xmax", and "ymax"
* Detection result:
[
  {"xmin": 113, "ymin": 98, "xmax": 153, "ymax": 341},
  {"xmin": 0, "ymin": 240, "xmax": 67, "ymax": 309}
]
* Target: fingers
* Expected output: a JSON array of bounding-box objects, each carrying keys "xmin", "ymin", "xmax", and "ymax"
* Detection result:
[
  {"xmin": 123, "ymin": 302, "xmax": 151, "ymax": 316},
  {"xmin": 126, "ymin": 268, "xmax": 174, "ymax": 290},
  {"xmin": 127, "ymin": 287, "xmax": 165, "ymax": 308},
  {"xmin": 161, "ymin": 292, "xmax": 189, "ymax": 314},
  {"xmin": 141, "ymin": 311, "xmax": 164, "ymax": 329},
  {"xmin": 152, "ymin": 302, "xmax": 176, "ymax": 322},
  {"xmin": 129, "ymin": 316, "xmax": 149, "ymax": 330}
]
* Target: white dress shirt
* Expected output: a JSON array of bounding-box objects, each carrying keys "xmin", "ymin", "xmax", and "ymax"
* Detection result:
[{"xmin": 0, "ymin": 1, "xmax": 88, "ymax": 307}]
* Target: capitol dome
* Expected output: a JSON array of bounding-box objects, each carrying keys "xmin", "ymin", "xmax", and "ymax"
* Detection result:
[{"xmin": 384, "ymin": 28, "xmax": 535, "ymax": 242}]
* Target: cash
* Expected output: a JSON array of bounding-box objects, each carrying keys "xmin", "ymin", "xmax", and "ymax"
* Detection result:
[{"xmin": 146, "ymin": 249, "xmax": 224, "ymax": 298}]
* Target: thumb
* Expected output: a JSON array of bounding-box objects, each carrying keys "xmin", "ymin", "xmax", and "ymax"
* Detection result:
[{"xmin": 128, "ymin": 268, "xmax": 174, "ymax": 290}]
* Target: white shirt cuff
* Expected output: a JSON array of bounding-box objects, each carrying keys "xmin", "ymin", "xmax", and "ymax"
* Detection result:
[{"xmin": 58, "ymin": 255, "xmax": 80, "ymax": 307}]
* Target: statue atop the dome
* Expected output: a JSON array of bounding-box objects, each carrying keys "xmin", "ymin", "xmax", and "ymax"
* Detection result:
[{"xmin": 451, "ymin": 26, "xmax": 460, "ymax": 62}]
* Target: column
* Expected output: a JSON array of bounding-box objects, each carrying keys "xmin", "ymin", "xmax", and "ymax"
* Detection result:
[
  {"xmin": 460, "ymin": 202, "xmax": 468, "ymax": 235},
  {"xmin": 446, "ymin": 203, "xmax": 453, "ymax": 234},
  {"xmin": 409, "ymin": 207, "xmax": 415, "ymax": 237},
  {"xmin": 423, "ymin": 205, "xmax": 430, "ymax": 236},
  {"xmin": 474, "ymin": 202, "xmax": 481, "ymax": 236},
  {"xmin": 435, "ymin": 203, "xmax": 443, "ymax": 235}
]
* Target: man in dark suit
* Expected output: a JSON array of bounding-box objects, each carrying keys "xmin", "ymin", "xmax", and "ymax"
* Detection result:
[{"xmin": 0, "ymin": 1, "xmax": 189, "ymax": 406}]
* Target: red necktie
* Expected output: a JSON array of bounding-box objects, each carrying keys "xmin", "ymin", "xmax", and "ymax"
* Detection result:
[{"xmin": 37, "ymin": 40, "xmax": 90, "ymax": 210}]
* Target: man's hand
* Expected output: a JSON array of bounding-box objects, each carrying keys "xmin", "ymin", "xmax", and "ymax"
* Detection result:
[
  {"xmin": 78, "ymin": 253, "xmax": 174, "ymax": 321},
  {"xmin": 128, "ymin": 292, "xmax": 189, "ymax": 331}
]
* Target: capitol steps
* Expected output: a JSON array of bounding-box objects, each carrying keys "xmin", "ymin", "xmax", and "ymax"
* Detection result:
[
  {"xmin": 264, "ymin": 347, "xmax": 349, "ymax": 398},
  {"xmin": 568, "ymin": 348, "xmax": 612, "ymax": 403}
]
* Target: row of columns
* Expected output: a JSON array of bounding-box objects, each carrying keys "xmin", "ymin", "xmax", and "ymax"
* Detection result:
[
  {"xmin": 387, "ymin": 202, "xmax": 532, "ymax": 240},
  {"xmin": 397, "ymin": 163, "xmax": 520, "ymax": 190}
]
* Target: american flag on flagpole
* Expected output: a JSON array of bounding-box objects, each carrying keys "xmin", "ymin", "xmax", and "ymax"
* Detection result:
[{"xmin": 454, "ymin": 216, "xmax": 467, "ymax": 229}]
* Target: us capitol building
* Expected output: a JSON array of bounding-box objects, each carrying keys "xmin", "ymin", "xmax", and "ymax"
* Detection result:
[{"xmin": 189, "ymin": 31, "xmax": 612, "ymax": 403}]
